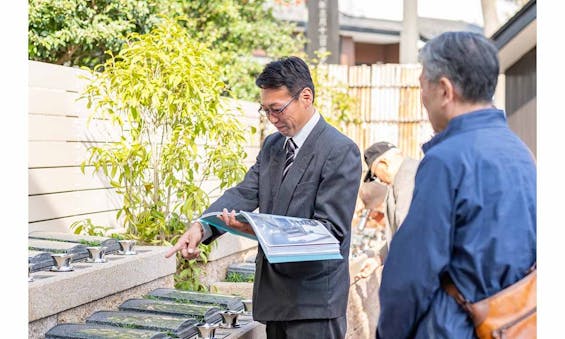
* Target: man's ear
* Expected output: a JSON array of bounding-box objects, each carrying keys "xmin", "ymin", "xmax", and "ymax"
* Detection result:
[
  {"xmin": 300, "ymin": 87, "xmax": 314, "ymax": 105},
  {"xmin": 378, "ymin": 157, "xmax": 389, "ymax": 169},
  {"xmin": 438, "ymin": 77, "xmax": 455, "ymax": 106}
]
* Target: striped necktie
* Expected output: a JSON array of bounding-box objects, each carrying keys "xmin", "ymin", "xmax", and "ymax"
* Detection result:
[{"xmin": 282, "ymin": 138, "xmax": 297, "ymax": 181}]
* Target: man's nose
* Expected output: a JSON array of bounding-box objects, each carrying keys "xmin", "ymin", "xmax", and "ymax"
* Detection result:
[{"xmin": 267, "ymin": 113, "xmax": 280, "ymax": 122}]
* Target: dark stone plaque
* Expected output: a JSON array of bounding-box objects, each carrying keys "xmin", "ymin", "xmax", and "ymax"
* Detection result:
[
  {"xmin": 29, "ymin": 250, "xmax": 56, "ymax": 273},
  {"xmin": 28, "ymin": 239, "xmax": 89, "ymax": 263},
  {"xmin": 226, "ymin": 262, "xmax": 255, "ymax": 281},
  {"xmin": 86, "ymin": 310, "xmax": 198, "ymax": 339},
  {"xmin": 28, "ymin": 238, "xmax": 88, "ymax": 272},
  {"xmin": 29, "ymin": 231, "xmax": 121, "ymax": 253},
  {"xmin": 147, "ymin": 288, "xmax": 245, "ymax": 312},
  {"xmin": 119, "ymin": 298, "xmax": 222, "ymax": 324},
  {"xmin": 44, "ymin": 323, "xmax": 171, "ymax": 339}
]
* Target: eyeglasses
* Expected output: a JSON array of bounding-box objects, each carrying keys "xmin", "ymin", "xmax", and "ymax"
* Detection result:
[{"xmin": 258, "ymin": 95, "xmax": 297, "ymax": 119}]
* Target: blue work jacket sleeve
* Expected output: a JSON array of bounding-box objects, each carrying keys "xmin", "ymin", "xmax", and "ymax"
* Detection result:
[{"xmin": 377, "ymin": 155, "xmax": 454, "ymax": 339}]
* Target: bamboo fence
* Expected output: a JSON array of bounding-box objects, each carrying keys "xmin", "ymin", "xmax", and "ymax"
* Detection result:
[{"xmin": 324, "ymin": 64, "xmax": 434, "ymax": 161}]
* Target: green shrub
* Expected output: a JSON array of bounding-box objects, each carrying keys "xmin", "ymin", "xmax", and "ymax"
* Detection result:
[{"xmin": 80, "ymin": 18, "xmax": 248, "ymax": 289}]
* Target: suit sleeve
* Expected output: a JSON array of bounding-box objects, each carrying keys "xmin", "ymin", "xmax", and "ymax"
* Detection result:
[
  {"xmin": 377, "ymin": 155, "xmax": 454, "ymax": 338},
  {"xmin": 200, "ymin": 140, "xmax": 264, "ymax": 243},
  {"xmin": 313, "ymin": 142, "xmax": 362, "ymax": 244}
]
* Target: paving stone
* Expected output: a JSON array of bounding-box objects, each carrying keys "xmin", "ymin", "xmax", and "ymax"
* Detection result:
[
  {"xmin": 28, "ymin": 239, "xmax": 89, "ymax": 264},
  {"xmin": 147, "ymin": 288, "xmax": 245, "ymax": 312},
  {"xmin": 44, "ymin": 323, "xmax": 171, "ymax": 339},
  {"xmin": 119, "ymin": 298, "xmax": 222, "ymax": 324},
  {"xmin": 29, "ymin": 231, "xmax": 121, "ymax": 253},
  {"xmin": 86, "ymin": 310, "xmax": 198, "ymax": 339},
  {"xmin": 226, "ymin": 263, "xmax": 255, "ymax": 281}
]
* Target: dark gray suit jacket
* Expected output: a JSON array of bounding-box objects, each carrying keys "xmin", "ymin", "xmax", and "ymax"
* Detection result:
[{"xmin": 203, "ymin": 116, "xmax": 361, "ymax": 322}]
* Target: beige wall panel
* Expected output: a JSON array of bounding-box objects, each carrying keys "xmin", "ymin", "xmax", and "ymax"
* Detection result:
[
  {"xmin": 28, "ymin": 210, "xmax": 122, "ymax": 233},
  {"xmin": 29, "ymin": 114, "xmax": 122, "ymax": 142},
  {"xmin": 29, "ymin": 167, "xmax": 112, "ymax": 195},
  {"xmin": 29, "ymin": 189, "xmax": 122, "ymax": 222},
  {"xmin": 29, "ymin": 141, "xmax": 92, "ymax": 168},
  {"xmin": 29, "ymin": 61, "xmax": 90, "ymax": 92},
  {"xmin": 28, "ymin": 87, "xmax": 89, "ymax": 117}
]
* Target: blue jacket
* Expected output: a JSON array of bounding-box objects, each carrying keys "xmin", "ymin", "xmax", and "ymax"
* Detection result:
[{"xmin": 377, "ymin": 108, "xmax": 536, "ymax": 338}]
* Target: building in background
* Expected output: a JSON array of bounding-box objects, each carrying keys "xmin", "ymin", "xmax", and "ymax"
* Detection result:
[
  {"xmin": 491, "ymin": 0, "xmax": 536, "ymax": 157},
  {"xmin": 271, "ymin": 1, "xmax": 482, "ymax": 65}
]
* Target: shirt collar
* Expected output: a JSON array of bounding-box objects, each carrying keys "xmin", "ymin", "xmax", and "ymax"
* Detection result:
[
  {"xmin": 284, "ymin": 110, "xmax": 320, "ymax": 153},
  {"xmin": 422, "ymin": 108, "xmax": 507, "ymax": 154}
]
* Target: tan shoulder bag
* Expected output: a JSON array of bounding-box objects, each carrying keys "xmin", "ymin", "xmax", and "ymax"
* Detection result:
[{"xmin": 441, "ymin": 265, "xmax": 536, "ymax": 339}]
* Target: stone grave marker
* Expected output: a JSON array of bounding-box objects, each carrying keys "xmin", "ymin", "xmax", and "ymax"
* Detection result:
[
  {"xmin": 29, "ymin": 231, "xmax": 121, "ymax": 253},
  {"xmin": 28, "ymin": 239, "xmax": 89, "ymax": 263},
  {"xmin": 86, "ymin": 310, "xmax": 198, "ymax": 339},
  {"xmin": 29, "ymin": 250, "xmax": 56, "ymax": 272},
  {"xmin": 226, "ymin": 262, "xmax": 255, "ymax": 282},
  {"xmin": 147, "ymin": 288, "xmax": 245, "ymax": 312},
  {"xmin": 44, "ymin": 323, "xmax": 171, "ymax": 339},
  {"xmin": 119, "ymin": 298, "xmax": 222, "ymax": 324}
]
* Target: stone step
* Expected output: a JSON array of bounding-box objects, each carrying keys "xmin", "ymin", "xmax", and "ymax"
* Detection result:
[
  {"xmin": 44, "ymin": 323, "xmax": 172, "ymax": 339},
  {"xmin": 119, "ymin": 298, "xmax": 222, "ymax": 324},
  {"xmin": 86, "ymin": 310, "xmax": 198, "ymax": 339},
  {"xmin": 29, "ymin": 231, "xmax": 121, "ymax": 253},
  {"xmin": 147, "ymin": 288, "xmax": 245, "ymax": 312},
  {"xmin": 210, "ymin": 282, "xmax": 254, "ymax": 300}
]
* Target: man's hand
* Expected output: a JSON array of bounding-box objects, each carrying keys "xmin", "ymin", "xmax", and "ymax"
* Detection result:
[
  {"xmin": 164, "ymin": 222, "xmax": 204, "ymax": 260},
  {"xmin": 219, "ymin": 208, "xmax": 255, "ymax": 236}
]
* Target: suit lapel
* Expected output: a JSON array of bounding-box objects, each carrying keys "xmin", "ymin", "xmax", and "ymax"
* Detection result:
[
  {"xmin": 267, "ymin": 138, "xmax": 285, "ymax": 211},
  {"xmin": 273, "ymin": 117, "xmax": 328, "ymax": 215}
]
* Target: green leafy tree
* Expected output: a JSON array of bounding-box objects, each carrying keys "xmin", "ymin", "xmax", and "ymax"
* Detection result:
[
  {"xmin": 80, "ymin": 18, "xmax": 248, "ymax": 290},
  {"xmin": 82, "ymin": 17, "xmax": 247, "ymax": 244},
  {"xmin": 163, "ymin": 0, "xmax": 305, "ymax": 100},
  {"xmin": 29, "ymin": 0, "xmax": 305, "ymax": 101},
  {"xmin": 28, "ymin": 0, "xmax": 158, "ymax": 67}
]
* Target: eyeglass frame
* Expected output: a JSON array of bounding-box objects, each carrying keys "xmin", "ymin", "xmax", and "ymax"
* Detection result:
[{"xmin": 257, "ymin": 88, "xmax": 305, "ymax": 119}]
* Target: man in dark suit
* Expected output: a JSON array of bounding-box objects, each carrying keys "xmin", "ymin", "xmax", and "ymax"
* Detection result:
[{"xmin": 166, "ymin": 56, "xmax": 362, "ymax": 339}]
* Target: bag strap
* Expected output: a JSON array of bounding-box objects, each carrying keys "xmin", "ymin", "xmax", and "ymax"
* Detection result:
[
  {"xmin": 441, "ymin": 274, "xmax": 479, "ymax": 321},
  {"xmin": 441, "ymin": 263, "xmax": 537, "ymax": 326}
]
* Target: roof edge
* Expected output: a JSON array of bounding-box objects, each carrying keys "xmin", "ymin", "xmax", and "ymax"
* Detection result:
[{"xmin": 490, "ymin": 0, "xmax": 536, "ymax": 49}]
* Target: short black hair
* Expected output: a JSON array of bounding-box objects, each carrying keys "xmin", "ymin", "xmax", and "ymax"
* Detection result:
[
  {"xmin": 255, "ymin": 56, "xmax": 315, "ymax": 101},
  {"xmin": 418, "ymin": 31, "xmax": 499, "ymax": 103}
]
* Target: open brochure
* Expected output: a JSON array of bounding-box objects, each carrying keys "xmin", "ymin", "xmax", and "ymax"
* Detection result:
[{"xmin": 198, "ymin": 211, "xmax": 343, "ymax": 264}]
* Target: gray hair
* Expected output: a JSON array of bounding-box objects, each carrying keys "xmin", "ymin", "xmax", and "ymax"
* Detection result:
[{"xmin": 418, "ymin": 31, "xmax": 499, "ymax": 103}]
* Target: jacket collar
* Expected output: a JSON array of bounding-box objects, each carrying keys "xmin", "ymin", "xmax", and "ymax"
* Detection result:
[{"xmin": 422, "ymin": 108, "xmax": 507, "ymax": 154}]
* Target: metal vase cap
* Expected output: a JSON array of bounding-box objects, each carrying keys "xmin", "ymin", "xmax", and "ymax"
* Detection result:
[
  {"xmin": 86, "ymin": 246, "xmax": 107, "ymax": 263},
  {"xmin": 50, "ymin": 253, "xmax": 74, "ymax": 272},
  {"xmin": 196, "ymin": 322, "xmax": 219, "ymax": 338},
  {"xmin": 118, "ymin": 240, "xmax": 136, "ymax": 255}
]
